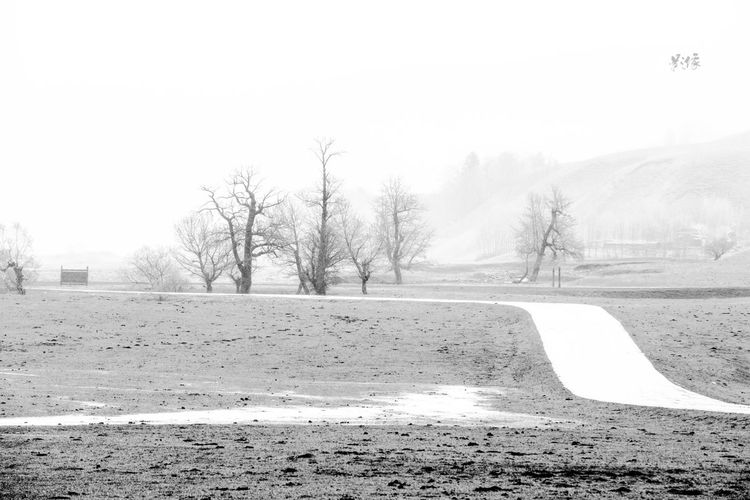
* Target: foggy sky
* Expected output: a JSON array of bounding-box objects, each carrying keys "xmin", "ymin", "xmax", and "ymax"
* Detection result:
[{"xmin": 1, "ymin": 1, "xmax": 749, "ymax": 259}]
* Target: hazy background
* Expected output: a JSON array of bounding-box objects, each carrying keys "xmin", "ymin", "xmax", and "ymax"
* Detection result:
[{"xmin": 1, "ymin": 1, "xmax": 749, "ymax": 268}]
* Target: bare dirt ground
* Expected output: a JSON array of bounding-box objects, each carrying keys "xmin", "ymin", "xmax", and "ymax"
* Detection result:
[
  {"xmin": 1, "ymin": 290, "xmax": 748, "ymax": 498},
  {"xmin": 356, "ymin": 284, "xmax": 750, "ymax": 405}
]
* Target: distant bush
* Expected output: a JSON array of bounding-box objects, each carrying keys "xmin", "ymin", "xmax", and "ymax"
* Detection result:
[
  {"xmin": 705, "ymin": 236, "xmax": 735, "ymax": 261},
  {"xmin": 124, "ymin": 246, "xmax": 188, "ymax": 292},
  {"xmin": 157, "ymin": 272, "xmax": 188, "ymax": 293}
]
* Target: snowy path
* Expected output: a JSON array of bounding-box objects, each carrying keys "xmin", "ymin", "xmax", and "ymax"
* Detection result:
[
  {"xmin": 4, "ymin": 288, "xmax": 749, "ymax": 425},
  {"xmin": 510, "ymin": 301, "xmax": 750, "ymax": 413}
]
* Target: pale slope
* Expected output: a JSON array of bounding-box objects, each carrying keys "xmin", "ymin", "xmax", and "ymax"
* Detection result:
[{"xmin": 428, "ymin": 132, "xmax": 750, "ymax": 262}]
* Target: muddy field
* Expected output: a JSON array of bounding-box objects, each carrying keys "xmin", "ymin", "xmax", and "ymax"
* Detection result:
[{"xmin": 1, "ymin": 290, "xmax": 749, "ymax": 498}]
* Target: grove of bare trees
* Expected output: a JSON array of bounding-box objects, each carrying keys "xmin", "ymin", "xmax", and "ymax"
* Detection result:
[
  {"xmin": 375, "ymin": 177, "xmax": 432, "ymax": 284},
  {"xmin": 174, "ymin": 213, "xmax": 232, "ymax": 292},
  {"xmin": 117, "ymin": 139, "xmax": 436, "ymax": 295},
  {"xmin": 514, "ymin": 187, "xmax": 582, "ymax": 282},
  {"xmin": 203, "ymin": 168, "xmax": 283, "ymax": 294}
]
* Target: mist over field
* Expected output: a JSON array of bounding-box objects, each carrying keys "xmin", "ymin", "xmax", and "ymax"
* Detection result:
[
  {"xmin": 427, "ymin": 132, "xmax": 750, "ymax": 263},
  {"xmin": 1, "ymin": 0, "xmax": 749, "ymax": 289},
  {"xmin": 24, "ymin": 129, "xmax": 750, "ymax": 286}
]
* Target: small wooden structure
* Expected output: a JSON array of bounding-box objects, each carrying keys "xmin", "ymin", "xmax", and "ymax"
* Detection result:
[{"xmin": 60, "ymin": 267, "xmax": 89, "ymax": 286}]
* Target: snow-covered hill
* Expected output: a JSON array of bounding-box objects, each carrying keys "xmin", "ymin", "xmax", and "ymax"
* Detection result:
[{"xmin": 427, "ymin": 133, "xmax": 750, "ymax": 262}]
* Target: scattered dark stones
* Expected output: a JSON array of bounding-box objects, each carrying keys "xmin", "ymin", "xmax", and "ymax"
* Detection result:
[
  {"xmin": 665, "ymin": 488, "xmax": 704, "ymax": 496},
  {"xmin": 475, "ymin": 485, "xmax": 508, "ymax": 492}
]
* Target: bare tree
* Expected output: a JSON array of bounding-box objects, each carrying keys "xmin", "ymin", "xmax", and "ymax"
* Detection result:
[
  {"xmin": 125, "ymin": 246, "xmax": 185, "ymax": 291},
  {"xmin": 301, "ymin": 138, "xmax": 346, "ymax": 295},
  {"xmin": 339, "ymin": 201, "xmax": 382, "ymax": 294},
  {"xmin": 514, "ymin": 187, "xmax": 582, "ymax": 282},
  {"xmin": 0, "ymin": 223, "xmax": 37, "ymax": 295},
  {"xmin": 275, "ymin": 197, "xmax": 311, "ymax": 294},
  {"xmin": 174, "ymin": 212, "xmax": 232, "ymax": 292},
  {"xmin": 514, "ymin": 193, "xmax": 545, "ymax": 281},
  {"xmin": 375, "ymin": 177, "xmax": 432, "ymax": 284},
  {"xmin": 202, "ymin": 167, "xmax": 283, "ymax": 294},
  {"xmin": 705, "ymin": 235, "xmax": 735, "ymax": 261}
]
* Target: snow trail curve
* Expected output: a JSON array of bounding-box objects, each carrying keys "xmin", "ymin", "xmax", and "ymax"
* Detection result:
[{"xmin": 508, "ymin": 301, "xmax": 750, "ymax": 413}]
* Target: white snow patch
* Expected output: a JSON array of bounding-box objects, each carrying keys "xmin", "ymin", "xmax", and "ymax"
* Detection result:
[
  {"xmin": 69, "ymin": 400, "xmax": 108, "ymax": 408},
  {"xmin": 0, "ymin": 385, "xmax": 568, "ymax": 427}
]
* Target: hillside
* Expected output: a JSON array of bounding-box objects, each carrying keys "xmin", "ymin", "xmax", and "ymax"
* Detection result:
[{"xmin": 428, "ymin": 133, "xmax": 750, "ymax": 262}]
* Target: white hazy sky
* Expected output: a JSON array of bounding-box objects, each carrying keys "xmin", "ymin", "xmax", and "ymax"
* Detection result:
[{"xmin": 1, "ymin": 1, "xmax": 749, "ymax": 258}]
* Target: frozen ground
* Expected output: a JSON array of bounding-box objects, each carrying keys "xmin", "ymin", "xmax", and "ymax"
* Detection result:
[
  {"xmin": 4, "ymin": 289, "xmax": 748, "ymax": 422},
  {"xmin": 1, "ymin": 288, "xmax": 748, "ymax": 498}
]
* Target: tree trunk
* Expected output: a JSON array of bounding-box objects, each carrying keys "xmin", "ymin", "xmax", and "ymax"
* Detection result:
[
  {"xmin": 205, "ymin": 281, "xmax": 213, "ymax": 293},
  {"xmin": 393, "ymin": 263, "xmax": 403, "ymax": 285},
  {"xmin": 314, "ymin": 246, "xmax": 327, "ymax": 295},
  {"xmin": 294, "ymin": 254, "xmax": 309, "ymax": 295},
  {"xmin": 391, "ymin": 208, "xmax": 403, "ymax": 284},
  {"xmin": 239, "ymin": 273, "xmax": 251, "ymax": 294},
  {"xmin": 11, "ymin": 265, "xmax": 25, "ymax": 295},
  {"xmin": 235, "ymin": 257, "xmax": 253, "ymax": 294},
  {"xmin": 528, "ymin": 209, "xmax": 558, "ymax": 283},
  {"xmin": 314, "ymin": 188, "xmax": 329, "ymax": 295},
  {"xmin": 361, "ymin": 278, "xmax": 368, "ymax": 295},
  {"xmin": 528, "ymin": 251, "xmax": 545, "ymax": 282},
  {"xmin": 313, "ymin": 280, "xmax": 326, "ymax": 295}
]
